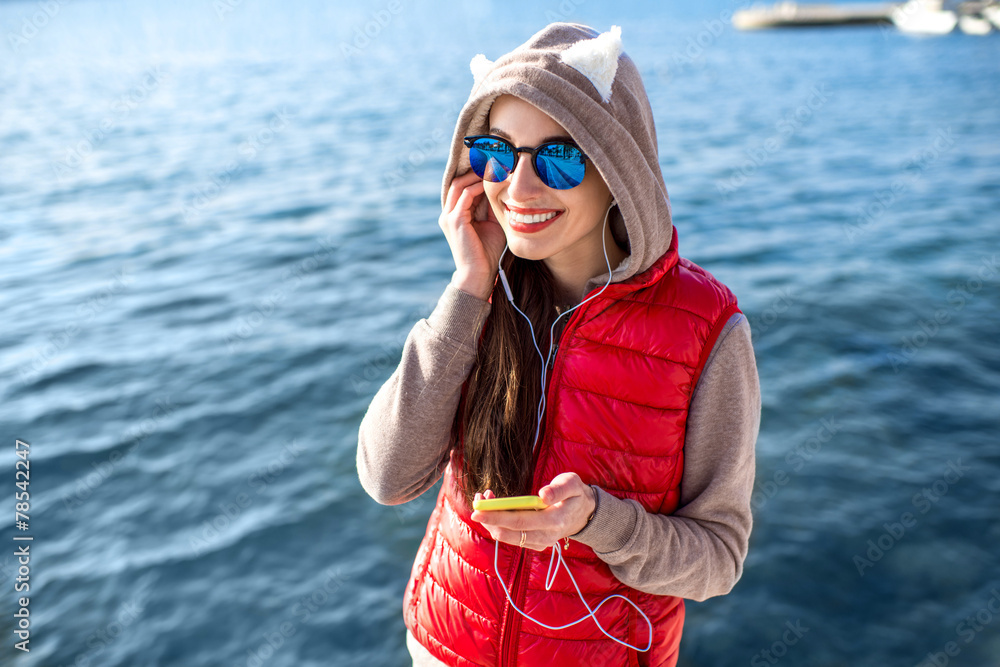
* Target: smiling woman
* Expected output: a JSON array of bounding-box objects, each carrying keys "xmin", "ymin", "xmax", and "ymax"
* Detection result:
[
  {"xmin": 474, "ymin": 94, "xmax": 629, "ymax": 307},
  {"xmin": 357, "ymin": 21, "xmax": 761, "ymax": 667}
]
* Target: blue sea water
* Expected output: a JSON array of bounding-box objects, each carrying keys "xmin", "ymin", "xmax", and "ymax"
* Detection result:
[{"xmin": 1, "ymin": 0, "xmax": 998, "ymax": 665}]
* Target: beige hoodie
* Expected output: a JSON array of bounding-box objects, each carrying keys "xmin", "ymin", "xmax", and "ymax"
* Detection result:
[{"xmin": 354, "ymin": 22, "xmax": 761, "ymax": 663}]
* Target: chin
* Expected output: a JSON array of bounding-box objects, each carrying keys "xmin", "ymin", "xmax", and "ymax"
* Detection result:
[{"xmin": 503, "ymin": 235, "xmax": 552, "ymax": 262}]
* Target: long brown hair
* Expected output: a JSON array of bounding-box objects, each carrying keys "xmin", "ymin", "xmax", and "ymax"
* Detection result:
[{"xmin": 453, "ymin": 250, "xmax": 564, "ymax": 509}]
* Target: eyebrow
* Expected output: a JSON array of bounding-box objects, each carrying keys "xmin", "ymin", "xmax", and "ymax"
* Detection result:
[{"xmin": 489, "ymin": 126, "xmax": 574, "ymax": 144}]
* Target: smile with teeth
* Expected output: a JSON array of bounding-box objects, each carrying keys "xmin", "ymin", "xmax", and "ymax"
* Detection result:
[{"xmin": 506, "ymin": 209, "xmax": 561, "ymax": 224}]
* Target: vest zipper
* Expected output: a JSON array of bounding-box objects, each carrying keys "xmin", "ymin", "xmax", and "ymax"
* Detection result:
[
  {"xmin": 498, "ymin": 300, "xmax": 595, "ymax": 665},
  {"xmin": 499, "ymin": 548, "xmax": 529, "ymax": 667}
]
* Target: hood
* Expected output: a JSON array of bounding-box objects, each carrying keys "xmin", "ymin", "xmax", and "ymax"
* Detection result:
[{"xmin": 440, "ymin": 22, "xmax": 674, "ymax": 301}]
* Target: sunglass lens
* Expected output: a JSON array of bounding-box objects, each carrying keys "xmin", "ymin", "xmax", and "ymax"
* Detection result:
[
  {"xmin": 469, "ymin": 139, "xmax": 515, "ymax": 183},
  {"xmin": 536, "ymin": 144, "xmax": 586, "ymax": 190}
]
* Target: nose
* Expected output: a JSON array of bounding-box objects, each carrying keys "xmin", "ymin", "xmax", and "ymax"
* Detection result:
[{"xmin": 505, "ymin": 150, "xmax": 545, "ymax": 199}]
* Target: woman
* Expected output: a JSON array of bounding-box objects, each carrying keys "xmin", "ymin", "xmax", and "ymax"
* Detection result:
[{"xmin": 357, "ymin": 22, "xmax": 761, "ymax": 667}]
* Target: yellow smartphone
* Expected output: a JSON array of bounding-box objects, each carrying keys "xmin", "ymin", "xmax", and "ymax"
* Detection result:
[{"xmin": 472, "ymin": 495, "xmax": 549, "ymax": 511}]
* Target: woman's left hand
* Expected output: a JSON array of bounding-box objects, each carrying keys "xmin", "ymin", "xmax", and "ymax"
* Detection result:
[{"xmin": 470, "ymin": 472, "xmax": 597, "ymax": 551}]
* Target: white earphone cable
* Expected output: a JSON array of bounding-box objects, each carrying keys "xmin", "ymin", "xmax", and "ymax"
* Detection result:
[
  {"xmin": 497, "ymin": 200, "xmax": 618, "ymax": 456},
  {"xmin": 491, "ymin": 200, "xmax": 653, "ymax": 652}
]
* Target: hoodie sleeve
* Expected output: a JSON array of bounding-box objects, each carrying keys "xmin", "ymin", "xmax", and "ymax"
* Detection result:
[
  {"xmin": 356, "ymin": 283, "xmax": 491, "ymax": 506},
  {"xmin": 568, "ymin": 313, "xmax": 761, "ymax": 601}
]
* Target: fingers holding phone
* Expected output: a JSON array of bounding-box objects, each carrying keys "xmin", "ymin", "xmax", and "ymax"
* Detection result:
[{"xmin": 469, "ymin": 489, "xmax": 551, "ymax": 551}]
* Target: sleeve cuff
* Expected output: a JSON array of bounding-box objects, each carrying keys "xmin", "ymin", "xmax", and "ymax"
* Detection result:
[
  {"xmin": 426, "ymin": 283, "xmax": 492, "ymax": 350},
  {"xmin": 569, "ymin": 485, "xmax": 640, "ymax": 555}
]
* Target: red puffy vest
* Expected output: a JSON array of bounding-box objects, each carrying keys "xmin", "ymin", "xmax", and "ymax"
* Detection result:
[{"xmin": 403, "ymin": 228, "xmax": 741, "ymax": 666}]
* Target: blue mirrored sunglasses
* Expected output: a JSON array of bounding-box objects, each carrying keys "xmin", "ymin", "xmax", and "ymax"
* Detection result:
[{"xmin": 463, "ymin": 135, "xmax": 589, "ymax": 190}]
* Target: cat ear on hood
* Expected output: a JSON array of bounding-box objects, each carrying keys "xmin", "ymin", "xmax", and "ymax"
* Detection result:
[
  {"xmin": 470, "ymin": 53, "xmax": 495, "ymax": 89},
  {"xmin": 470, "ymin": 24, "xmax": 623, "ymax": 101},
  {"xmin": 559, "ymin": 24, "xmax": 623, "ymax": 103}
]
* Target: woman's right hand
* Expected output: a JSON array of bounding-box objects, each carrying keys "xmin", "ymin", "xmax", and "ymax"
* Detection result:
[{"xmin": 439, "ymin": 170, "xmax": 507, "ymax": 301}]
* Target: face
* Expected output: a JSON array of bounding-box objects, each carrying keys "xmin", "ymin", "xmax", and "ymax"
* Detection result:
[{"xmin": 483, "ymin": 94, "xmax": 614, "ymax": 268}]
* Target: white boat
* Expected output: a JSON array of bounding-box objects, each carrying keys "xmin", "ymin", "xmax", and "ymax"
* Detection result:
[
  {"xmin": 958, "ymin": 14, "xmax": 993, "ymax": 33},
  {"xmin": 983, "ymin": 5, "xmax": 1000, "ymax": 29},
  {"xmin": 732, "ymin": 1, "xmax": 898, "ymax": 29},
  {"xmin": 891, "ymin": 0, "xmax": 958, "ymax": 33}
]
